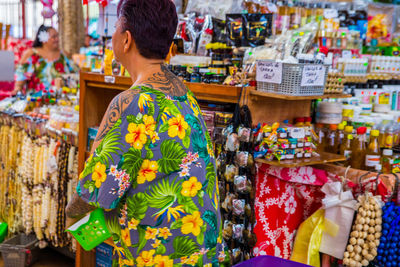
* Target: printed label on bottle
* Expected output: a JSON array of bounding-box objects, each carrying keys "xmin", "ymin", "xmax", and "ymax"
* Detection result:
[
  {"xmin": 365, "ymin": 155, "xmax": 381, "ymax": 167},
  {"xmin": 386, "ymin": 136, "xmax": 393, "ymax": 148},
  {"xmin": 297, "ymin": 142, "xmax": 304, "ymax": 148},
  {"xmin": 344, "ymin": 150, "xmax": 352, "ymax": 159}
]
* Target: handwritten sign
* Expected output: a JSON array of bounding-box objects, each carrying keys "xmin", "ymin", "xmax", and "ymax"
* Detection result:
[
  {"xmin": 301, "ymin": 65, "xmax": 326, "ymax": 87},
  {"xmin": 256, "ymin": 61, "xmax": 283, "ymax": 84},
  {"xmin": 323, "ymin": 9, "xmax": 338, "ymax": 19}
]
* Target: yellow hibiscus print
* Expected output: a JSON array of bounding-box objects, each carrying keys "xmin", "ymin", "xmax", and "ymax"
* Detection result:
[
  {"xmin": 145, "ymin": 227, "xmax": 158, "ymax": 240},
  {"xmin": 158, "ymin": 227, "xmax": 172, "ymax": 239},
  {"xmin": 128, "ymin": 218, "xmax": 139, "ymax": 230},
  {"xmin": 168, "ymin": 114, "xmax": 188, "ymax": 139},
  {"xmin": 181, "ymin": 176, "xmax": 202, "ymax": 197},
  {"xmin": 125, "ymin": 123, "xmax": 147, "ymax": 149},
  {"xmin": 181, "ymin": 211, "xmax": 204, "ymax": 236},
  {"xmin": 121, "ymin": 258, "xmax": 134, "ymax": 266},
  {"xmin": 136, "ymin": 250, "xmax": 155, "ymax": 267},
  {"xmin": 152, "ymin": 239, "xmax": 161, "ymax": 248},
  {"xmin": 150, "ymin": 131, "xmax": 160, "ymax": 143},
  {"xmin": 138, "ymin": 93, "xmax": 153, "ymax": 113},
  {"xmin": 121, "ymin": 228, "xmax": 131, "ymax": 247},
  {"xmin": 143, "ymin": 114, "xmax": 156, "ymax": 135},
  {"xmin": 92, "ymin": 162, "xmax": 107, "ymax": 188},
  {"xmin": 154, "ymin": 255, "xmax": 173, "ymax": 267},
  {"xmin": 187, "ymin": 254, "xmax": 199, "ymax": 266},
  {"xmin": 137, "ymin": 160, "xmax": 158, "ymax": 184}
]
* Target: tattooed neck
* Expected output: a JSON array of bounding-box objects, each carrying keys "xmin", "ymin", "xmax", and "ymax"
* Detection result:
[{"xmin": 140, "ymin": 64, "xmax": 187, "ymax": 97}]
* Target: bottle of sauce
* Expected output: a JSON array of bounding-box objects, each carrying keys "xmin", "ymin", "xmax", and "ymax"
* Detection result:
[
  {"xmin": 340, "ymin": 126, "xmax": 353, "ymax": 166},
  {"xmin": 378, "ymin": 124, "xmax": 386, "ymax": 148},
  {"xmin": 326, "ymin": 124, "xmax": 338, "ymax": 153},
  {"xmin": 381, "ymin": 149, "xmax": 393, "ymax": 174},
  {"xmin": 365, "ymin": 129, "xmax": 381, "ymax": 171},
  {"xmin": 294, "ymin": 117, "xmax": 305, "ymax": 127},
  {"xmin": 385, "ymin": 126, "xmax": 394, "ymax": 149},
  {"xmin": 300, "ymin": 2, "xmax": 308, "ymax": 27},
  {"xmin": 350, "ymin": 127, "xmax": 367, "ymax": 169},
  {"xmin": 336, "ymin": 123, "xmax": 345, "ymax": 154}
]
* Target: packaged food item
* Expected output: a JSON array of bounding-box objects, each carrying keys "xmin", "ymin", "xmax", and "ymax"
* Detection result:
[
  {"xmin": 226, "ymin": 14, "xmax": 244, "ymax": 47},
  {"xmin": 350, "ymin": 127, "xmax": 367, "ymax": 170},
  {"xmin": 243, "ymin": 13, "xmax": 272, "ymax": 47}
]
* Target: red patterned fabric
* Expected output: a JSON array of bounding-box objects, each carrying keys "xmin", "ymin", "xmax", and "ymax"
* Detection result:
[
  {"xmin": 7, "ymin": 37, "xmax": 33, "ymax": 67},
  {"xmin": 253, "ymin": 164, "xmax": 329, "ymax": 259}
]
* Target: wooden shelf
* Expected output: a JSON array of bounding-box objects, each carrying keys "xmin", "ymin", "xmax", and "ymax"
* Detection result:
[
  {"xmin": 255, "ymin": 152, "xmax": 346, "ymax": 168},
  {"xmin": 184, "ymin": 82, "xmax": 245, "ymax": 103},
  {"xmin": 250, "ymin": 90, "xmax": 352, "ymax": 100}
]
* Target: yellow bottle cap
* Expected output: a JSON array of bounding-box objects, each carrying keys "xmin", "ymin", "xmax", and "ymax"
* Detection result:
[
  {"xmin": 345, "ymin": 126, "xmax": 353, "ymax": 133},
  {"xmin": 371, "ymin": 130, "xmax": 380, "ymax": 137},
  {"xmin": 338, "ymin": 123, "xmax": 345, "ymax": 130},
  {"xmin": 348, "ymin": 134, "xmax": 353, "ymax": 140}
]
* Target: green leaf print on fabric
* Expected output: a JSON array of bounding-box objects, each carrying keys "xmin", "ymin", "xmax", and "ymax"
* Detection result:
[
  {"xmin": 79, "ymin": 157, "xmax": 97, "ymax": 179},
  {"xmin": 202, "ymin": 210, "xmax": 218, "ymax": 231},
  {"xmin": 96, "ymin": 119, "xmax": 123, "ymax": 166},
  {"xmin": 83, "ymin": 180, "xmax": 96, "ymax": 193},
  {"xmin": 197, "ymin": 225, "xmax": 206, "ymax": 245},
  {"xmin": 159, "ymin": 122, "xmax": 169, "ymax": 133},
  {"xmin": 170, "ymin": 236, "xmax": 200, "ymax": 259},
  {"xmin": 185, "ymin": 114, "xmax": 203, "ymax": 134},
  {"xmin": 177, "ymin": 195, "xmax": 199, "ymax": 214},
  {"xmin": 191, "ymin": 131, "xmax": 210, "ymax": 165},
  {"xmin": 205, "ymin": 229, "xmax": 218, "ymax": 249},
  {"xmin": 126, "ymin": 114, "xmax": 143, "ymax": 124},
  {"xmin": 205, "ymin": 162, "xmax": 216, "ymax": 198},
  {"xmin": 106, "ymin": 214, "xmax": 121, "ymax": 243},
  {"xmin": 157, "ymin": 140, "xmax": 186, "ymax": 174},
  {"xmin": 121, "ymin": 147, "xmax": 143, "ymax": 186},
  {"xmin": 206, "ymin": 247, "xmax": 216, "ymax": 260},
  {"xmin": 126, "ymin": 192, "xmax": 148, "ymax": 221},
  {"xmin": 146, "ymin": 177, "xmax": 182, "ymax": 222},
  {"xmin": 136, "ymin": 226, "xmax": 147, "ymax": 254},
  {"xmin": 182, "ymin": 127, "xmax": 191, "ymax": 148},
  {"xmin": 155, "ymin": 244, "xmax": 167, "ymax": 255},
  {"xmin": 170, "ymin": 219, "xmax": 183, "ymax": 230}
]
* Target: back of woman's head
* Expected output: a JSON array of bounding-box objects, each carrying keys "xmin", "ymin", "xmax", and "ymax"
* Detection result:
[
  {"xmin": 117, "ymin": 0, "xmax": 178, "ymax": 60},
  {"xmin": 32, "ymin": 25, "xmax": 52, "ymax": 48}
]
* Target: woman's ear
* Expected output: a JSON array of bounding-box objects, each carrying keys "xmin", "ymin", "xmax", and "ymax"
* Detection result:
[{"xmin": 124, "ymin": 30, "xmax": 132, "ymax": 53}]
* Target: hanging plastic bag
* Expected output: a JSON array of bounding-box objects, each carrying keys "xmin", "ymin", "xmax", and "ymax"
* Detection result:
[
  {"xmin": 319, "ymin": 177, "xmax": 358, "ymax": 259},
  {"xmin": 291, "ymin": 209, "xmax": 325, "ymax": 267}
]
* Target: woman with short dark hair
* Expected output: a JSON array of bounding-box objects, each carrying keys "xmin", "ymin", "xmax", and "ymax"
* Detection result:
[
  {"xmin": 13, "ymin": 25, "xmax": 76, "ymax": 94},
  {"xmin": 66, "ymin": 0, "xmax": 222, "ymax": 265}
]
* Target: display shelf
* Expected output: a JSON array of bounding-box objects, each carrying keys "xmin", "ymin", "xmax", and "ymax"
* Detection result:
[
  {"xmin": 184, "ymin": 82, "xmax": 245, "ymax": 103},
  {"xmin": 255, "ymin": 152, "xmax": 346, "ymax": 168},
  {"xmin": 249, "ymin": 90, "xmax": 352, "ymax": 100}
]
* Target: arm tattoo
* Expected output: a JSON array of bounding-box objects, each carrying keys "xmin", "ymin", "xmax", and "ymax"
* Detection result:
[
  {"xmin": 65, "ymin": 192, "xmax": 96, "ymax": 218},
  {"xmin": 94, "ymin": 89, "xmax": 138, "ymax": 143},
  {"xmin": 141, "ymin": 64, "xmax": 187, "ymax": 97}
]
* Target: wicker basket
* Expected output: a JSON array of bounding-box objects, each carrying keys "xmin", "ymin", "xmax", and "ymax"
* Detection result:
[
  {"xmin": 0, "ymin": 234, "xmax": 39, "ymax": 267},
  {"xmin": 257, "ymin": 61, "xmax": 329, "ymax": 96}
]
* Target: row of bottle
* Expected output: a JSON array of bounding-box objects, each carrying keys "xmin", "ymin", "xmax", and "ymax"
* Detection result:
[{"xmin": 316, "ymin": 123, "xmax": 398, "ymax": 172}]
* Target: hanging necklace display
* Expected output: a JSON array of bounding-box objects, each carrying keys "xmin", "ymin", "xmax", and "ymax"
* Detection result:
[
  {"xmin": 375, "ymin": 173, "xmax": 400, "ymax": 267},
  {"xmin": 343, "ymin": 172, "xmax": 383, "ymax": 267}
]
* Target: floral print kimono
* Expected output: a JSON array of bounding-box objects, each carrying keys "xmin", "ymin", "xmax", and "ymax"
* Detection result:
[
  {"xmin": 78, "ymin": 86, "xmax": 223, "ymax": 266},
  {"xmin": 15, "ymin": 49, "xmax": 76, "ymax": 92}
]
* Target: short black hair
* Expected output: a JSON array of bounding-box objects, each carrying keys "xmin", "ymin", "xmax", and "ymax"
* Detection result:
[
  {"xmin": 32, "ymin": 25, "xmax": 52, "ymax": 48},
  {"xmin": 117, "ymin": 0, "xmax": 178, "ymax": 59}
]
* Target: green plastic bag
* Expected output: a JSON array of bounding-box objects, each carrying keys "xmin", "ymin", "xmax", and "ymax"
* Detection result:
[{"xmin": 0, "ymin": 222, "xmax": 7, "ymax": 243}]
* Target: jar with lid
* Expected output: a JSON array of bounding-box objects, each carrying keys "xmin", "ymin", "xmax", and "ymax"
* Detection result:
[{"xmin": 381, "ymin": 149, "xmax": 393, "ymax": 174}]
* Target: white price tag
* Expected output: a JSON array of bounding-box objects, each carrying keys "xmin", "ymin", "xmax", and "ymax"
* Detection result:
[
  {"xmin": 324, "ymin": 9, "xmax": 338, "ymax": 19},
  {"xmin": 256, "ymin": 61, "xmax": 283, "ymax": 84},
  {"xmin": 104, "ymin": 75, "xmax": 116, "ymax": 83},
  {"xmin": 289, "ymin": 128, "xmax": 306, "ymax": 139},
  {"xmin": 301, "ymin": 65, "xmax": 326, "ymax": 87}
]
